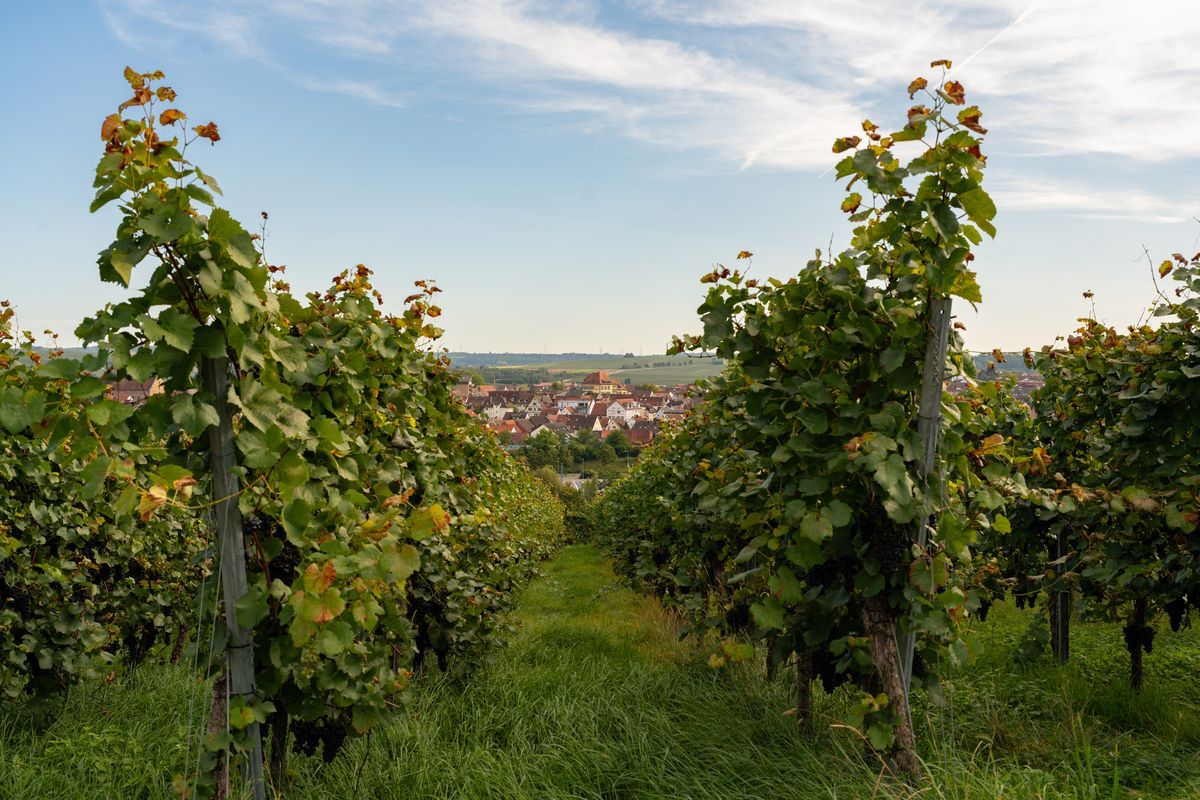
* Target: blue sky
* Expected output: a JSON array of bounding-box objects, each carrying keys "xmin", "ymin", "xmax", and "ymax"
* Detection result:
[{"xmin": 2, "ymin": 1, "xmax": 1199, "ymax": 354}]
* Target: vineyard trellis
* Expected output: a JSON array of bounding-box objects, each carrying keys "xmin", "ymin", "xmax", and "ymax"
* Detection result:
[
  {"xmin": 1, "ymin": 56, "xmax": 1199, "ymax": 798},
  {"xmin": 0, "ymin": 67, "xmax": 565, "ymax": 797},
  {"xmin": 591, "ymin": 63, "xmax": 1200, "ymax": 777}
]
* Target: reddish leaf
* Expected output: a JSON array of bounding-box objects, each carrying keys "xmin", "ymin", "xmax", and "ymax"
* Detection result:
[
  {"xmin": 943, "ymin": 80, "xmax": 966, "ymax": 105},
  {"xmin": 958, "ymin": 106, "xmax": 988, "ymax": 134},
  {"xmin": 193, "ymin": 121, "xmax": 221, "ymax": 144},
  {"xmin": 831, "ymin": 136, "xmax": 861, "ymax": 153},
  {"xmin": 159, "ymin": 108, "xmax": 186, "ymax": 126},
  {"xmin": 303, "ymin": 561, "xmax": 337, "ymax": 593},
  {"xmin": 118, "ymin": 87, "xmax": 152, "ymax": 112},
  {"xmin": 101, "ymin": 113, "xmax": 122, "ymax": 141},
  {"xmin": 906, "ymin": 77, "xmax": 928, "ymax": 98},
  {"xmin": 930, "ymin": 58, "xmax": 953, "ymax": 69},
  {"xmin": 123, "ymin": 65, "xmax": 144, "ymax": 89}
]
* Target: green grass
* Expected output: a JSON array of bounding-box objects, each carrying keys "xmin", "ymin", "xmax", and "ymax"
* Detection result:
[
  {"xmin": 2, "ymin": 546, "xmax": 1199, "ymax": 798},
  {"xmin": 509, "ymin": 354, "xmax": 702, "ymax": 371},
  {"xmin": 609, "ymin": 363, "xmax": 724, "ymax": 385}
]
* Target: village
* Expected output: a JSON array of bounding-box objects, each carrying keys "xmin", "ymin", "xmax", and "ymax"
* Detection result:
[{"xmin": 452, "ymin": 369, "xmax": 702, "ymax": 450}]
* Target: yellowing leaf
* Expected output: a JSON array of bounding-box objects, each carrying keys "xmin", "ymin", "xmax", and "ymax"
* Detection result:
[
  {"xmin": 137, "ymin": 485, "xmax": 168, "ymax": 522},
  {"xmin": 832, "ymin": 136, "xmax": 861, "ymax": 154},
  {"xmin": 408, "ymin": 504, "xmax": 450, "ymax": 540},
  {"xmin": 159, "ymin": 108, "xmax": 186, "ymax": 126}
]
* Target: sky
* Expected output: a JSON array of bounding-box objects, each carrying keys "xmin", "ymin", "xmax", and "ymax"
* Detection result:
[{"xmin": 2, "ymin": 0, "xmax": 1199, "ymax": 355}]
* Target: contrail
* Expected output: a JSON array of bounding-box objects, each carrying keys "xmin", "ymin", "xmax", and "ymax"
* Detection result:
[
  {"xmin": 953, "ymin": 2, "xmax": 1039, "ymax": 74},
  {"xmin": 814, "ymin": 2, "xmax": 1038, "ymax": 181}
]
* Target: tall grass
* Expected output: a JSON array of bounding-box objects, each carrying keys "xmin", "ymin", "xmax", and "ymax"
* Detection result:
[{"xmin": 2, "ymin": 545, "xmax": 1197, "ymax": 799}]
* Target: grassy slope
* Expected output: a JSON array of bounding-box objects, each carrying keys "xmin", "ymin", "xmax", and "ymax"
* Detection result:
[
  {"xmin": 2, "ymin": 545, "xmax": 1199, "ymax": 798},
  {"xmin": 609, "ymin": 363, "xmax": 724, "ymax": 385},
  {"xmin": 517, "ymin": 355, "xmax": 700, "ymax": 371}
]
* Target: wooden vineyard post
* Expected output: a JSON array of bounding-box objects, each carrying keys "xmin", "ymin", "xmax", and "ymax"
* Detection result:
[
  {"xmin": 1050, "ymin": 529, "xmax": 1070, "ymax": 664},
  {"xmin": 864, "ymin": 596, "xmax": 920, "ymax": 776},
  {"xmin": 898, "ymin": 295, "xmax": 952, "ymax": 693},
  {"xmin": 795, "ymin": 649, "xmax": 813, "ymax": 729},
  {"xmin": 202, "ymin": 356, "xmax": 267, "ymax": 800}
]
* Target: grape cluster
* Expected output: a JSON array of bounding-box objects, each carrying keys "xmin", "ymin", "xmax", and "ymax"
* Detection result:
[
  {"xmin": 866, "ymin": 518, "xmax": 908, "ymax": 582},
  {"xmin": 804, "ymin": 556, "xmax": 856, "ymax": 590},
  {"xmin": 1165, "ymin": 597, "xmax": 1188, "ymax": 633},
  {"xmin": 976, "ymin": 598, "xmax": 992, "ymax": 622},
  {"xmin": 290, "ymin": 717, "xmax": 350, "ymax": 763},
  {"xmin": 812, "ymin": 648, "xmax": 849, "ymax": 695},
  {"xmin": 1122, "ymin": 622, "xmax": 1155, "ymax": 655},
  {"xmin": 245, "ymin": 512, "xmax": 302, "ymax": 585},
  {"xmin": 724, "ymin": 601, "xmax": 750, "ymax": 632}
]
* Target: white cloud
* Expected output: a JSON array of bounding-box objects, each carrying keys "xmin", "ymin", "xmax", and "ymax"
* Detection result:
[
  {"xmin": 298, "ymin": 78, "xmax": 408, "ymax": 108},
  {"xmin": 100, "ymin": 0, "xmax": 266, "ymax": 61},
  {"xmin": 991, "ymin": 176, "xmax": 1191, "ymax": 224},
  {"xmin": 98, "ymin": 0, "xmax": 1200, "ymax": 197},
  {"xmin": 645, "ymin": 0, "xmax": 1200, "ymax": 163}
]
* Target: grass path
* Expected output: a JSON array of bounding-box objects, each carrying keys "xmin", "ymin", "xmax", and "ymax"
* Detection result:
[
  {"xmin": 287, "ymin": 543, "xmax": 851, "ymax": 799},
  {"xmin": 3, "ymin": 544, "xmax": 1199, "ymax": 798}
]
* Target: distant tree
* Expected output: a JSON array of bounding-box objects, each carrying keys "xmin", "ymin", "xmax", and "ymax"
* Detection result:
[
  {"xmin": 624, "ymin": 352, "xmax": 635, "ymax": 358},
  {"xmin": 454, "ymin": 367, "xmax": 485, "ymax": 385},
  {"xmin": 533, "ymin": 465, "xmax": 559, "ymax": 487},
  {"xmin": 570, "ymin": 430, "xmax": 606, "ymax": 463},
  {"xmin": 606, "ymin": 429, "xmax": 639, "ymax": 458},
  {"xmin": 567, "ymin": 430, "xmax": 617, "ymax": 465},
  {"xmin": 551, "ymin": 380, "xmax": 564, "ymax": 391},
  {"xmin": 521, "ymin": 430, "xmax": 569, "ymax": 469}
]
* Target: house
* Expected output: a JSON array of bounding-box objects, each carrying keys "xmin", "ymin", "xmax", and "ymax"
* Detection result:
[
  {"xmin": 107, "ymin": 377, "xmax": 164, "ymax": 405},
  {"xmin": 481, "ymin": 404, "xmax": 512, "ymax": 422},
  {"xmin": 451, "ymin": 376, "xmax": 474, "ymax": 401},
  {"xmin": 549, "ymin": 413, "xmax": 604, "ymax": 433},
  {"xmin": 626, "ymin": 419, "xmax": 659, "ymax": 445},
  {"xmin": 606, "ymin": 398, "xmax": 645, "ymax": 423},
  {"xmin": 556, "ymin": 395, "xmax": 595, "ymax": 415},
  {"xmin": 488, "ymin": 389, "xmax": 533, "ymax": 407},
  {"xmin": 526, "ymin": 393, "xmax": 555, "ymax": 415},
  {"xmin": 580, "ymin": 370, "xmax": 624, "ymax": 395}
]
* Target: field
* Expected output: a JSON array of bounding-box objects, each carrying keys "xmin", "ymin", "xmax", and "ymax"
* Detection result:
[
  {"xmin": 4, "ymin": 545, "xmax": 1197, "ymax": 799},
  {"xmin": 487, "ymin": 354, "xmax": 726, "ymax": 385}
]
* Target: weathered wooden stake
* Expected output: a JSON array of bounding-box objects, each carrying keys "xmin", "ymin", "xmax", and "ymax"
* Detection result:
[
  {"xmin": 898, "ymin": 295, "xmax": 953, "ymax": 693},
  {"xmin": 207, "ymin": 673, "xmax": 229, "ymax": 800},
  {"xmin": 201, "ymin": 356, "xmax": 267, "ymax": 800},
  {"xmin": 795, "ymin": 649, "xmax": 813, "ymax": 729},
  {"xmin": 1129, "ymin": 597, "xmax": 1148, "ymax": 691},
  {"xmin": 864, "ymin": 597, "xmax": 920, "ymax": 777},
  {"xmin": 1050, "ymin": 530, "xmax": 1070, "ymax": 664}
]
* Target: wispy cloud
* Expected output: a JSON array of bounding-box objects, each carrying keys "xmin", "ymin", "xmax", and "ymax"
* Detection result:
[
  {"xmin": 298, "ymin": 78, "xmax": 408, "ymax": 108},
  {"xmin": 100, "ymin": 0, "xmax": 266, "ymax": 61},
  {"xmin": 647, "ymin": 0, "xmax": 1200, "ymax": 162},
  {"xmin": 98, "ymin": 0, "xmax": 1200, "ymax": 213},
  {"xmin": 991, "ymin": 176, "xmax": 1191, "ymax": 224}
]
